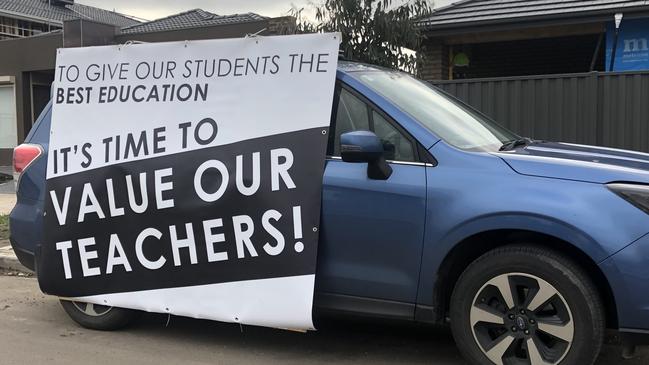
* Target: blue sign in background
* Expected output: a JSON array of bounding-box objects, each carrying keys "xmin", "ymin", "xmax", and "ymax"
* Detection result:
[{"xmin": 606, "ymin": 18, "xmax": 649, "ymax": 71}]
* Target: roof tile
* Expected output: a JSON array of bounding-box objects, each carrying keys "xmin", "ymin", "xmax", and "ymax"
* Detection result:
[
  {"xmin": 120, "ymin": 9, "xmax": 268, "ymax": 34},
  {"xmin": 420, "ymin": 0, "xmax": 649, "ymax": 28},
  {"xmin": 0, "ymin": 0, "xmax": 140, "ymax": 27}
]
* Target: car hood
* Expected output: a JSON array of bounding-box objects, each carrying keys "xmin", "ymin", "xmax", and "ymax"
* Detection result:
[{"xmin": 492, "ymin": 142, "xmax": 649, "ymax": 184}]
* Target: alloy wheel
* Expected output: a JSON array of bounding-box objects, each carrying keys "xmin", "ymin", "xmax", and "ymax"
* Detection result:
[
  {"xmin": 71, "ymin": 301, "xmax": 113, "ymax": 317},
  {"xmin": 469, "ymin": 272, "xmax": 574, "ymax": 365}
]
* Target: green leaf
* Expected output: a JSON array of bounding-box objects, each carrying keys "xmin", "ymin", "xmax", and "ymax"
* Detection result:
[{"xmin": 289, "ymin": 0, "xmax": 433, "ymax": 75}]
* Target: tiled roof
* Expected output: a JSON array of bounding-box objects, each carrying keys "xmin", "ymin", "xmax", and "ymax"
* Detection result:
[
  {"xmin": 67, "ymin": 3, "xmax": 141, "ymax": 28},
  {"xmin": 420, "ymin": 0, "xmax": 649, "ymax": 28},
  {"xmin": 0, "ymin": 0, "xmax": 140, "ymax": 27},
  {"xmin": 120, "ymin": 9, "xmax": 268, "ymax": 34}
]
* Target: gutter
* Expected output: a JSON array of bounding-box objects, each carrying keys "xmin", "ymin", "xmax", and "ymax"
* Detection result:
[{"xmin": 418, "ymin": 7, "xmax": 649, "ymax": 37}]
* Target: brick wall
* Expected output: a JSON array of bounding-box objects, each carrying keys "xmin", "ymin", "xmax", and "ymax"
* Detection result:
[
  {"xmin": 419, "ymin": 40, "xmax": 449, "ymax": 81},
  {"xmin": 266, "ymin": 16, "xmax": 297, "ymax": 35}
]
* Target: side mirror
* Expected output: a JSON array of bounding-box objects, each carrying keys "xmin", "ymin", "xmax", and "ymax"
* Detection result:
[{"xmin": 340, "ymin": 131, "xmax": 392, "ymax": 180}]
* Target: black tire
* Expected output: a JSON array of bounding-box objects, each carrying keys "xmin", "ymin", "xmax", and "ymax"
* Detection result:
[
  {"xmin": 60, "ymin": 300, "xmax": 140, "ymax": 331},
  {"xmin": 450, "ymin": 244, "xmax": 605, "ymax": 365}
]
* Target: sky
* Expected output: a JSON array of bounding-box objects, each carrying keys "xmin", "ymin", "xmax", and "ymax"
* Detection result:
[{"xmin": 79, "ymin": 0, "xmax": 455, "ymax": 22}]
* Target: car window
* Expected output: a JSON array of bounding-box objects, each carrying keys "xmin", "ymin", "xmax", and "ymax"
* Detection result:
[
  {"xmin": 373, "ymin": 111, "xmax": 415, "ymax": 162},
  {"xmin": 331, "ymin": 87, "xmax": 417, "ymax": 162},
  {"xmin": 354, "ymin": 71, "xmax": 517, "ymax": 152},
  {"xmin": 333, "ymin": 88, "xmax": 370, "ymax": 156},
  {"xmin": 28, "ymin": 104, "xmax": 52, "ymax": 143}
]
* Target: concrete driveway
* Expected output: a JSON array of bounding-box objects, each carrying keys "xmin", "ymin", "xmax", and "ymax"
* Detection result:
[
  {"xmin": 0, "ymin": 166, "xmax": 16, "ymax": 215},
  {"xmin": 0, "ymin": 193, "xmax": 15, "ymax": 215},
  {"xmin": 0, "ymin": 274, "xmax": 646, "ymax": 365}
]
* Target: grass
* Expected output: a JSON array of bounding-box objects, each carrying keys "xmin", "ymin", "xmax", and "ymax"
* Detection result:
[{"xmin": 0, "ymin": 215, "xmax": 9, "ymax": 241}]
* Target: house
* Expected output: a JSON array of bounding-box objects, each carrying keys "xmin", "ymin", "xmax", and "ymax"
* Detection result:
[
  {"xmin": 0, "ymin": 2, "xmax": 293, "ymax": 165},
  {"xmin": 0, "ymin": 0, "xmax": 139, "ymax": 39},
  {"xmin": 415, "ymin": 1, "xmax": 649, "ymax": 154},
  {"xmin": 418, "ymin": 0, "xmax": 649, "ymax": 81},
  {"xmin": 0, "ymin": 0, "xmax": 140, "ymax": 164}
]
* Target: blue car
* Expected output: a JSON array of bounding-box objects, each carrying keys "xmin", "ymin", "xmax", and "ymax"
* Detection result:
[{"xmin": 10, "ymin": 61, "xmax": 649, "ymax": 365}]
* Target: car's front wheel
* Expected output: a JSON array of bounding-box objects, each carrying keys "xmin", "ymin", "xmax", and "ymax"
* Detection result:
[
  {"xmin": 450, "ymin": 244, "xmax": 605, "ymax": 365},
  {"xmin": 59, "ymin": 300, "xmax": 139, "ymax": 330}
]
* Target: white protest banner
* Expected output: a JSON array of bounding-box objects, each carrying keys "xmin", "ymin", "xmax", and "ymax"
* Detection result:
[{"xmin": 37, "ymin": 33, "xmax": 340, "ymax": 330}]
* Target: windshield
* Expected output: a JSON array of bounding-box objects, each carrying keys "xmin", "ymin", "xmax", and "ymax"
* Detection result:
[{"xmin": 353, "ymin": 71, "xmax": 518, "ymax": 151}]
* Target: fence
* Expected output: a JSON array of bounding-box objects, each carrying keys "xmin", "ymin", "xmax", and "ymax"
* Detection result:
[{"xmin": 432, "ymin": 71, "xmax": 649, "ymax": 153}]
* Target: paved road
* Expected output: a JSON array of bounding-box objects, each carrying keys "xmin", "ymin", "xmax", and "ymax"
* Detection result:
[
  {"xmin": 0, "ymin": 166, "xmax": 14, "ymax": 196},
  {"xmin": 0, "ymin": 275, "xmax": 646, "ymax": 365}
]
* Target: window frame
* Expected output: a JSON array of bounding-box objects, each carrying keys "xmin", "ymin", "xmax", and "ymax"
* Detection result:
[{"xmin": 327, "ymin": 81, "xmax": 434, "ymax": 165}]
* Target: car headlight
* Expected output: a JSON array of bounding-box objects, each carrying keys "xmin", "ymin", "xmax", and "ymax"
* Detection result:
[{"xmin": 608, "ymin": 183, "xmax": 649, "ymax": 215}]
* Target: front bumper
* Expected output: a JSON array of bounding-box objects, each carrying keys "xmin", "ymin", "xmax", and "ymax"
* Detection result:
[{"xmin": 599, "ymin": 232, "xmax": 649, "ymax": 336}]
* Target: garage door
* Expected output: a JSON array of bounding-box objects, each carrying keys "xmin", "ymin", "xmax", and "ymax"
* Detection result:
[{"xmin": 0, "ymin": 84, "xmax": 17, "ymax": 149}]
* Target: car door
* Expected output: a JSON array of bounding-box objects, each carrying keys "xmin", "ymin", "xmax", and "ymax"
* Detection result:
[{"xmin": 316, "ymin": 83, "xmax": 429, "ymax": 309}]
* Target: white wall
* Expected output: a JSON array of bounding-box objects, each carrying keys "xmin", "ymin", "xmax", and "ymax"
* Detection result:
[{"xmin": 0, "ymin": 84, "xmax": 17, "ymax": 149}]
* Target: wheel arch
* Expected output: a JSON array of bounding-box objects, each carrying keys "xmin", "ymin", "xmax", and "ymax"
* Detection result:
[{"xmin": 431, "ymin": 229, "xmax": 618, "ymax": 329}]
